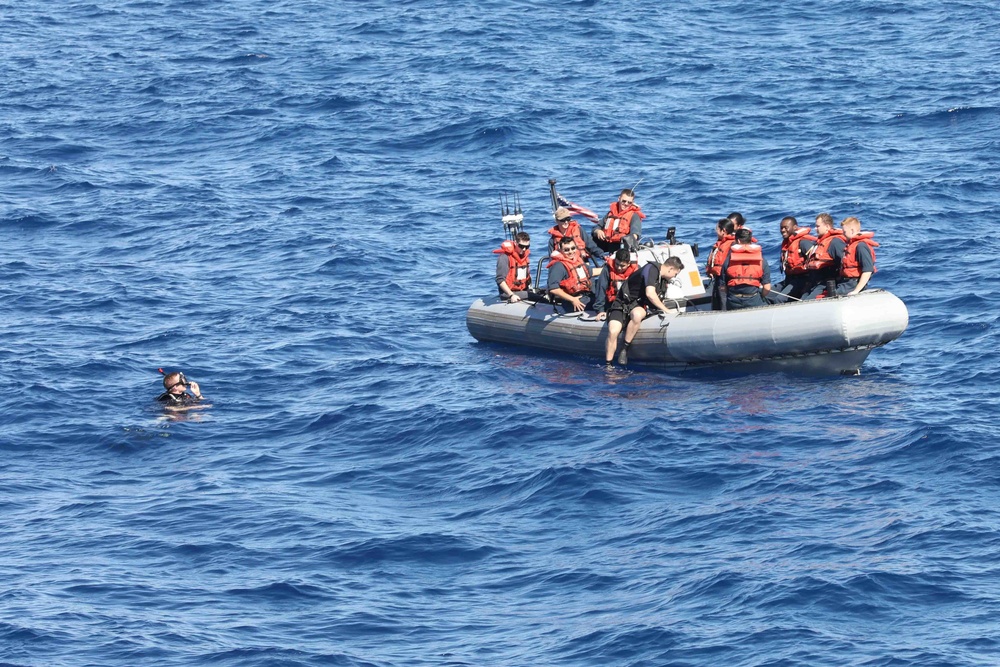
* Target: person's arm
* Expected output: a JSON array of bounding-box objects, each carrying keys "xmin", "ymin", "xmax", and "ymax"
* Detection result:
[
  {"xmin": 719, "ymin": 255, "xmax": 731, "ymax": 299},
  {"xmin": 550, "ymin": 287, "xmax": 586, "ymax": 312},
  {"xmin": 644, "ymin": 284, "xmax": 669, "ymax": 313},
  {"xmin": 584, "ymin": 233, "xmax": 605, "ymax": 264},
  {"xmin": 760, "ymin": 260, "xmax": 771, "ymax": 297},
  {"xmin": 831, "ymin": 239, "xmax": 846, "ymax": 263},
  {"xmin": 187, "ymin": 381, "xmax": 204, "ymax": 400},
  {"xmin": 495, "ymin": 255, "xmax": 520, "ymax": 301},
  {"xmin": 547, "ymin": 263, "xmax": 583, "ymax": 310},
  {"xmin": 642, "ymin": 265, "xmax": 669, "ymax": 313},
  {"xmin": 592, "ymin": 268, "xmax": 609, "ymax": 317},
  {"xmin": 628, "ymin": 212, "xmax": 642, "ymax": 246},
  {"xmin": 593, "ymin": 214, "xmax": 608, "ymax": 241},
  {"xmin": 851, "ymin": 272, "xmax": 872, "ymax": 294},
  {"xmin": 848, "ymin": 245, "xmax": 874, "ymax": 295}
]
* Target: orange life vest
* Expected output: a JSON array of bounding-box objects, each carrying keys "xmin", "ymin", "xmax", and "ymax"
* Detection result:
[
  {"xmin": 547, "ymin": 220, "xmax": 590, "ymax": 259},
  {"xmin": 601, "ymin": 201, "xmax": 646, "ymax": 244},
  {"xmin": 806, "ymin": 229, "xmax": 848, "ymax": 271},
  {"xmin": 840, "ymin": 232, "xmax": 879, "ymax": 279},
  {"xmin": 493, "ymin": 241, "xmax": 531, "ymax": 291},
  {"xmin": 605, "ymin": 262, "xmax": 638, "ymax": 304},
  {"xmin": 781, "ymin": 227, "xmax": 818, "ymax": 275},
  {"xmin": 707, "ymin": 235, "xmax": 735, "ymax": 278},
  {"xmin": 546, "ymin": 252, "xmax": 592, "ymax": 295},
  {"xmin": 725, "ymin": 243, "xmax": 765, "ymax": 288}
]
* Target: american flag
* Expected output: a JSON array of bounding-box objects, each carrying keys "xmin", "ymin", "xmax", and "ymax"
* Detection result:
[{"xmin": 556, "ymin": 193, "xmax": 599, "ymax": 221}]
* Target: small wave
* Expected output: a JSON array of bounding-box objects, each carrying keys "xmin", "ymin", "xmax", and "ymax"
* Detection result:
[
  {"xmin": 324, "ymin": 533, "xmax": 499, "ymax": 567},
  {"xmin": 225, "ymin": 581, "xmax": 327, "ymax": 601},
  {"xmin": 892, "ymin": 105, "xmax": 1000, "ymax": 126}
]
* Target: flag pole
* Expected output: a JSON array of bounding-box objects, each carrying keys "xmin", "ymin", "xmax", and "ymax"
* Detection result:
[{"xmin": 548, "ymin": 179, "xmax": 558, "ymax": 214}]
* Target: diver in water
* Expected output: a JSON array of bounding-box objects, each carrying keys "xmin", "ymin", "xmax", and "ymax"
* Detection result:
[{"xmin": 156, "ymin": 370, "xmax": 208, "ymax": 411}]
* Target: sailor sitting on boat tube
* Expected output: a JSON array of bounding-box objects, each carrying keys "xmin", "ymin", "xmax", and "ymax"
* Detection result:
[
  {"xmin": 546, "ymin": 236, "xmax": 595, "ymax": 312},
  {"xmin": 494, "ymin": 232, "xmax": 532, "ymax": 303},
  {"xmin": 595, "ymin": 254, "xmax": 684, "ymax": 366},
  {"xmin": 592, "ymin": 188, "xmax": 645, "ymax": 254}
]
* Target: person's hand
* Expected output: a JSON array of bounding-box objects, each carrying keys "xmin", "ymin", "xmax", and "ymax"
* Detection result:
[
  {"xmin": 596, "ymin": 312, "xmax": 607, "ymax": 321},
  {"xmin": 509, "ymin": 294, "xmax": 521, "ymax": 303},
  {"xmin": 188, "ymin": 381, "xmax": 202, "ymax": 398},
  {"xmin": 595, "ymin": 229, "xmax": 606, "ymax": 241},
  {"xmin": 570, "ymin": 297, "xmax": 585, "ymax": 312}
]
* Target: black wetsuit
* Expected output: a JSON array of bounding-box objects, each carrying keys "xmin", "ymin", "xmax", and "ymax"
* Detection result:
[{"xmin": 157, "ymin": 392, "xmax": 200, "ymax": 407}]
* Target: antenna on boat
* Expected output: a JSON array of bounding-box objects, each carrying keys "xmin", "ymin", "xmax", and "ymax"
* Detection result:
[
  {"xmin": 628, "ymin": 177, "xmax": 643, "ymax": 195},
  {"xmin": 500, "ymin": 190, "xmax": 523, "ymax": 241}
]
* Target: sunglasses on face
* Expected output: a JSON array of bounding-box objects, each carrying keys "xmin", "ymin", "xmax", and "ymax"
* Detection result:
[{"xmin": 556, "ymin": 217, "xmax": 572, "ymax": 224}]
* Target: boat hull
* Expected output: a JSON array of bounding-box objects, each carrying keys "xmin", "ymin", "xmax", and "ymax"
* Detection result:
[{"xmin": 466, "ymin": 289, "xmax": 909, "ymax": 374}]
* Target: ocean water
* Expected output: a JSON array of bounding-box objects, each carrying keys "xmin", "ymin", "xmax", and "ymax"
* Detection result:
[{"xmin": 2, "ymin": 1, "xmax": 999, "ymax": 665}]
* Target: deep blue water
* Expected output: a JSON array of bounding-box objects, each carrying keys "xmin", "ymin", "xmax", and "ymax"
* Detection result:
[{"xmin": 2, "ymin": 1, "xmax": 1000, "ymax": 666}]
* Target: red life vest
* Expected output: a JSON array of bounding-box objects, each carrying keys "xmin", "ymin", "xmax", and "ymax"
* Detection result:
[
  {"xmin": 601, "ymin": 201, "xmax": 646, "ymax": 244},
  {"xmin": 546, "ymin": 252, "xmax": 592, "ymax": 295},
  {"xmin": 605, "ymin": 262, "xmax": 638, "ymax": 304},
  {"xmin": 707, "ymin": 235, "xmax": 735, "ymax": 278},
  {"xmin": 781, "ymin": 227, "xmax": 818, "ymax": 275},
  {"xmin": 806, "ymin": 229, "xmax": 848, "ymax": 271},
  {"xmin": 493, "ymin": 241, "xmax": 531, "ymax": 291},
  {"xmin": 725, "ymin": 243, "xmax": 765, "ymax": 288},
  {"xmin": 547, "ymin": 221, "xmax": 590, "ymax": 259},
  {"xmin": 840, "ymin": 232, "xmax": 879, "ymax": 279}
]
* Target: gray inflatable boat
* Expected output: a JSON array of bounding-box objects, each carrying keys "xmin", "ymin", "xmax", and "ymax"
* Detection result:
[{"xmin": 466, "ymin": 287, "xmax": 909, "ymax": 375}]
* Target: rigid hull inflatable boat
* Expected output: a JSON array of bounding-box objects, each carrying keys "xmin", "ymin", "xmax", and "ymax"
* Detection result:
[{"xmin": 467, "ymin": 243, "xmax": 909, "ymax": 374}]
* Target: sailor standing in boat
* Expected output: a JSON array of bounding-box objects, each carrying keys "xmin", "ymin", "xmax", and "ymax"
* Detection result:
[
  {"xmin": 720, "ymin": 228, "xmax": 771, "ymax": 310},
  {"xmin": 706, "ymin": 218, "xmax": 736, "ymax": 310}
]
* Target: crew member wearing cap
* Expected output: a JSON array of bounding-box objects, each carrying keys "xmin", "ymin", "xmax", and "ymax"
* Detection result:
[
  {"xmin": 157, "ymin": 371, "xmax": 206, "ymax": 410},
  {"xmin": 548, "ymin": 207, "xmax": 603, "ymax": 264}
]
